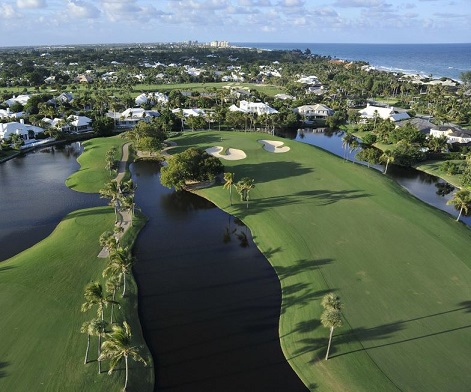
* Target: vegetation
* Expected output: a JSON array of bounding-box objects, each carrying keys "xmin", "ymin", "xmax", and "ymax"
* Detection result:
[
  {"xmin": 0, "ymin": 207, "xmax": 153, "ymax": 391},
  {"xmin": 160, "ymin": 147, "xmax": 224, "ymax": 190},
  {"xmin": 168, "ymin": 130, "xmax": 471, "ymax": 392},
  {"xmin": 320, "ymin": 294, "xmax": 343, "ymax": 360}
]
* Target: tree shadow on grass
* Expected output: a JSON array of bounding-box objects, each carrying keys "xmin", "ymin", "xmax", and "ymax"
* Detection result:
[
  {"xmin": 294, "ymin": 189, "xmax": 372, "ymax": 206},
  {"xmin": 232, "ymin": 161, "xmax": 313, "ymax": 184},
  {"xmin": 0, "ymin": 361, "xmax": 9, "ymax": 378},
  {"xmin": 458, "ymin": 300, "xmax": 471, "ymax": 312},
  {"xmin": 0, "ymin": 266, "xmax": 15, "ymax": 273},
  {"xmin": 276, "ymin": 258, "xmax": 333, "ymax": 280},
  {"xmin": 281, "ymin": 284, "xmax": 334, "ymax": 315}
]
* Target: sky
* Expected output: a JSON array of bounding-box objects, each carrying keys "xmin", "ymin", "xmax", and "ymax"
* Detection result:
[{"xmin": 0, "ymin": 0, "xmax": 470, "ymax": 47}]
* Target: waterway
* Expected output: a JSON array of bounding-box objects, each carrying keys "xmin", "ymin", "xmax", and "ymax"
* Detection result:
[{"xmin": 0, "ymin": 143, "xmax": 104, "ymax": 261}]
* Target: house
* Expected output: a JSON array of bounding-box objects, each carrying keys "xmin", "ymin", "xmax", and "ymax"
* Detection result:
[
  {"xmin": 66, "ymin": 115, "xmax": 93, "ymax": 133},
  {"xmin": 429, "ymin": 126, "xmax": 471, "ymax": 144},
  {"xmin": 135, "ymin": 92, "xmax": 169, "ymax": 106},
  {"xmin": 0, "ymin": 108, "xmax": 24, "ymax": 119},
  {"xmin": 0, "ymin": 120, "xmax": 43, "ymax": 143},
  {"xmin": 171, "ymin": 108, "xmax": 206, "ymax": 117},
  {"xmin": 294, "ymin": 104, "xmax": 334, "ymax": 122},
  {"xmin": 297, "ymin": 75, "xmax": 322, "ymax": 86},
  {"xmin": 107, "ymin": 108, "xmax": 160, "ymax": 128},
  {"xmin": 274, "ymin": 94, "xmax": 295, "ymax": 101},
  {"xmin": 230, "ymin": 100, "xmax": 278, "ymax": 115},
  {"xmin": 74, "ymin": 74, "xmax": 93, "ymax": 83},
  {"xmin": 358, "ymin": 104, "xmax": 410, "ymax": 122},
  {"xmin": 4, "ymin": 94, "xmax": 31, "ymax": 107}
]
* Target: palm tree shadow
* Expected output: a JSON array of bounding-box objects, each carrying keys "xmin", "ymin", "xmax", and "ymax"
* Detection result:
[
  {"xmin": 276, "ymin": 258, "xmax": 333, "ymax": 280},
  {"xmin": 458, "ymin": 300, "xmax": 471, "ymax": 312},
  {"xmin": 0, "ymin": 361, "xmax": 9, "ymax": 378},
  {"xmin": 294, "ymin": 189, "xmax": 372, "ymax": 205}
]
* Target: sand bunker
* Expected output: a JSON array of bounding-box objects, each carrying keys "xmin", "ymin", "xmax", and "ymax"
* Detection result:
[
  {"xmin": 205, "ymin": 146, "xmax": 247, "ymax": 160},
  {"xmin": 258, "ymin": 139, "xmax": 290, "ymax": 153}
]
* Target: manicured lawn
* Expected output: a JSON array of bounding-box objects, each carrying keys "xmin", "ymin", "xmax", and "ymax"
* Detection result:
[
  {"xmin": 65, "ymin": 137, "xmax": 126, "ymax": 193},
  {"xmin": 0, "ymin": 207, "xmax": 153, "ymax": 392},
  {"xmin": 168, "ymin": 131, "xmax": 471, "ymax": 392},
  {"xmin": 415, "ymin": 160, "xmax": 463, "ymax": 188}
]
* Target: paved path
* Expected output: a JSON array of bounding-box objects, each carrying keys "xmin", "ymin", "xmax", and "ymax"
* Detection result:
[{"xmin": 98, "ymin": 142, "xmax": 132, "ymax": 258}]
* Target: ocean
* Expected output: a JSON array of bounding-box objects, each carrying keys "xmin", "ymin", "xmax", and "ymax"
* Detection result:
[{"xmin": 233, "ymin": 42, "xmax": 471, "ymax": 81}]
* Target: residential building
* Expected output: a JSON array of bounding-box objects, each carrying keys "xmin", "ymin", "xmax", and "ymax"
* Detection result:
[
  {"xmin": 107, "ymin": 108, "xmax": 160, "ymax": 128},
  {"xmin": 230, "ymin": 100, "xmax": 278, "ymax": 115},
  {"xmin": 429, "ymin": 126, "xmax": 471, "ymax": 144},
  {"xmin": 0, "ymin": 120, "xmax": 43, "ymax": 143},
  {"xmin": 358, "ymin": 104, "xmax": 410, "ymax": 122},
  {"xmin": 294, "ymin": 104, "xmax": 334, "ymax": 122}
]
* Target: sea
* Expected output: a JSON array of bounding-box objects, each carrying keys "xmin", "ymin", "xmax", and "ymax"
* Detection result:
[{"xmin": 233, "ymin": 42, "xmax": 471, "ymax": 81}]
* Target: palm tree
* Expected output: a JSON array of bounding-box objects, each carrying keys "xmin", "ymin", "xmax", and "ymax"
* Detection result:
[
  {"xmin": 235, "ymin": 177, "xmax": 255, "ymax": 209},
  {"xmin": 380, "ymin": 149, "xmax": 395, "ymax": 174},
  {"xmin": 342, "ymin": 132, "xmax": 355, "ymax": 161},
  {"xmin": 99, "ymin": 321, "xmax": 147, "ymax": 391},
  {"xmin": 447, "ymin": 189, "xmax": 471, "ymax": 222},
  {"xmin": 223, "ymin": 172, "xmax": 235, "ymax": 206},
  {"xmin": 106, "ymin": 275, "xmax": 122, "ymax": 324},
  {"xmin": 103, "ymin": 247, "xmax": 134, "ymax": 297},
  {"xmin": 320, "ymin": 293, "xmax": 343, "ymax": 360},
  {"xmin": 100, "ymin": 180, "xmax": 122, "ymax": 223},
  {"xmin": 81, "ymin": 282, "xmax": 118, "ymax": 322},
  {"xmin": 80, "ymin": 319, "xmax": 95, "ymax": 364}
]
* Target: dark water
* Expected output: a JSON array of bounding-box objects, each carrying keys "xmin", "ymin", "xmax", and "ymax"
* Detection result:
[
  {"xmin": 283, "ymin": 128, "xmax": 471, "ymax": 227},
  {"xmin": 235, "ymin": 42, "xmax": 471, "ymax": 80},
  {"xmin": 131, "ymin": 161, "xmax": 307, "ymax": 392},
  {"xmin": 0, "ymin": 143, "xmax": 104, "ymax": 261}
]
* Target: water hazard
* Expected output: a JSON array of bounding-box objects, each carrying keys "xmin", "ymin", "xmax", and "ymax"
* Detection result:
[{"xmin": 130, "ymin": 161, "xmax": 307, "ymax": 391}]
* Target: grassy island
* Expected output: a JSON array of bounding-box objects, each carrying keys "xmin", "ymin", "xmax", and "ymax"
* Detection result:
[{"xmin": 170, "ymin": 131, "xmax": 471, "ymax": 392}]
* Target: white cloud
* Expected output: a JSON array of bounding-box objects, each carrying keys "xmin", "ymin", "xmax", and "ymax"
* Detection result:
[
  {"xmin": 238, "ymin": 0, "xmax": 272, "ymax": 6},
  {"xmin": 332, "ymin": 0, "xmax": 385, "ymax": 7},
  {"xmin": 67, "ymin": 0, "xmax": 100, "ymax": 18},
  {"xmin": 278, "ymin": 0, "xmax": 304, "ymax": 6},
  {"xmin": 0, "ymin": 2, "xmax": 20, "ymax": 18},
  {"xmin": 16, "ymin": 0, "xmax": 46, "ymax": 8}
]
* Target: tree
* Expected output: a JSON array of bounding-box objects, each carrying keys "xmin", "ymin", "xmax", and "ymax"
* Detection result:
[
  {"xmin": 447, "ymin": 189, "xmax": 471, "ymax": 222},
  {"xmin": 160, "ymin": 147, "xmax": 224, "ymax": 191},
  {"xmin": 235, "ymin": 177, "xmax": 255, "ymax": 208},
  {"xmin": 103, "ymin": 246, "xmax": 134, "ymax": 297},
  {"xmin": 223, "ymin": 172, "xmax": 235, "ymax": 206},
  {"xmin": 342, "ymin": 132, "xmax": 355, "ymax": 160},
  {"xmin": 106, "ymin": 275, "xmax": 122, "ymax": 324},
  {"xmin": 81, "ymin": 282, "xmax": 117, "ymax": 322},
  {"xmin": 99, "ymin": 321, "xmax": 147, "ymax": 391},
  {"xmin": 356, "ymin": 147, "xmax": 381, "ymax": 168},
  {"xmin": 80, "ymin": 319, "xmax": 95, "ymax": 365},
  {"xmin": 380, "ymin": 149, "xmax": 395, "ymax": 174},
  {"xmin": 320, "ymin": 293, "xmax": 343, "ymax": 360},
  {"xmin": 100, "ymin": 180, "xmax": 122, "ymax": 222}
]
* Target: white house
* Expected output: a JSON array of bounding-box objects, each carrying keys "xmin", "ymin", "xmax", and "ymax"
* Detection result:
[
  {"xmin": 230, "ymin": 100, "xmax": 278, "ymax": 115},
  {"xmin": 0, "ymin": 108, "xmax": 24, "ymax": 119},
  {"xmin": 135, "ymin": 92, "xmax": 169, "ymax": 106},
  {"xmin": 0, "ymin": 120, "xmax": 43, "ymax": 143},
  {"xmin": 4, "ymin": 94, "xmax": 31, "ymax": 107},
  {"xmin": 358, "ymin": 104, "xmax": 410, "ymax": 122},
  {"xmin": 430, "ymin": 126, "xmax": 471, "ymax": 144},
  {"xmin": 294, "ymin": 104, "xmax": 334, "ymax": 121},
  {"xmin": 107, "ymin": 108, "xmax": 160, "ymax": 128},
  {"xmin": 171, "ymin": 108, "xmax": 206, "ymax": 117},
  {"xmin": 297, "ymin": 75, "xmax": 322, "ymax": 85}
]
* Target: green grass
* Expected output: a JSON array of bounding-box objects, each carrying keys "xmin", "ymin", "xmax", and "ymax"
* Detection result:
[
  {"xmin": 415, "ymin": 160, "xmax": 463, "ymax": 188},
  {"xmin": 168, "ymin": 131, "xmax": 471, "ymax": 392},
  {"xmin": 66, "ymin": 136, "xmax": 126, "ymax": 193},
  {"xmin": 0, "ymin": 207, "xmax": 153, "ymax": 392}
]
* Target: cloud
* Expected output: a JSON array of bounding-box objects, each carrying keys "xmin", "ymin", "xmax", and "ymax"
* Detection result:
[
  {"xmin": 332, "ymin": 0, "xmax": 385, "ymax": 7},
  {"xmin": 0, "ymin": 2, "xmax": 20, "ymax": 18},
  {"xmin": 238, "ymin": 0, "xmax": 272, "ymax": 6},
  {"xmin": 67, "ymin": 0, "xmax": 100, "ymax": 18},
  {"xmin": 278, "ymin": 0, "xmax": 304, "ymax": 6},
  {"xmin": 16, "ymin": 0, "xmax": 46, "ymax": 8}
]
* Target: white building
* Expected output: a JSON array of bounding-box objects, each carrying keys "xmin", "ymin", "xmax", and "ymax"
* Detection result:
[
  {"xmin": 0, "ymin": 120, "xmax": 43, "ymax": 143},
  {"xmin": 4, "ymin": 94, "xmax": 31, "ymax": 107},
  {"xmin": 430, "ymin": 126, "xmax": 471, "ymax": 144},
  {"xmin": 107, "ymin": 108, "xmax": 160, "ymax": 128},
  {"xmin": 171, "ymin": 108, "xmax": 206, "ymax": 117},
  {"xmin": 358, "ymin": 104, "xmax": 410, "ymax": 122},
  {"xmin": 230, "ymin": 100, "xmax": 278, "ymax": 115},
  {"xmin": 0, "ymin": 108, "xmax": 24, "ymax": 119},
  {"xmin": 294, "ymin": 104, "xmax": 334, "ymax": 121},
  {"xmin": 135, "ymin": 92, "xmax": 169, "ymax": 106}
]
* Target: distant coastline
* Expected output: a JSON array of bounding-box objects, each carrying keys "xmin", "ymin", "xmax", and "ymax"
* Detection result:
[{"xmin": 234, "ymin": 42, "xmax": 471, "ymax": 81}]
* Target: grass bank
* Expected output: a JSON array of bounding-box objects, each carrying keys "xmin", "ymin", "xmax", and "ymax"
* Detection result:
[
  {"xmin": 169, "ymin": 131, "xmax": 471, "ymax": 392},
  {"xmin": 414, "ymin": 160, "xmax": 463, "ymax": 188},
  {"xmin": 66, "ymin": 136, "xmax": 126, "ymax": 193},
  {"xmin": 0, "ymin": 207, "xmax": 153, "ymax": 391}
]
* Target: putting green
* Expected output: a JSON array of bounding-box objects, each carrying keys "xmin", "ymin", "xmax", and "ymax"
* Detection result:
[{"xmin": 171, "ymin": 131, "xmax": 471, "ymax": 392}]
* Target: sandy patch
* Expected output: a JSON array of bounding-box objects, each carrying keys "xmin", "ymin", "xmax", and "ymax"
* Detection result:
[
  {"xmin": 258, "ymin": 139, "xmax": 290, "ymax": 153},
  {"xmin": 206, "ymin": 146, "xmax": 247, "ymax": 160}
]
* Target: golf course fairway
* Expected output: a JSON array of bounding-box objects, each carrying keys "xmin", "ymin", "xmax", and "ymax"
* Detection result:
[{"xmin": 171, "ymin": 131, "xmax": 471, "ymax": 392}]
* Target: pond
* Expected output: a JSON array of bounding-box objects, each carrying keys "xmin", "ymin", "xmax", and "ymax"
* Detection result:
[
  {"xmin": 0, "ymin": 143, "xmax": 104, "ymax": 261},
  {"xmin": 130, "ymin": 161, "xmax": 307, "ymax": 391}
]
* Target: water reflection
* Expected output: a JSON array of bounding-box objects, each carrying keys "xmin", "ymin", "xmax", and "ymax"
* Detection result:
[
  {"xmin": 131, "ymin": 161, "xmax": 307, "ymax": 392},
  {"xmin": 0, "ymin": 143, "xmax": 104, "ymax": 261}
]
